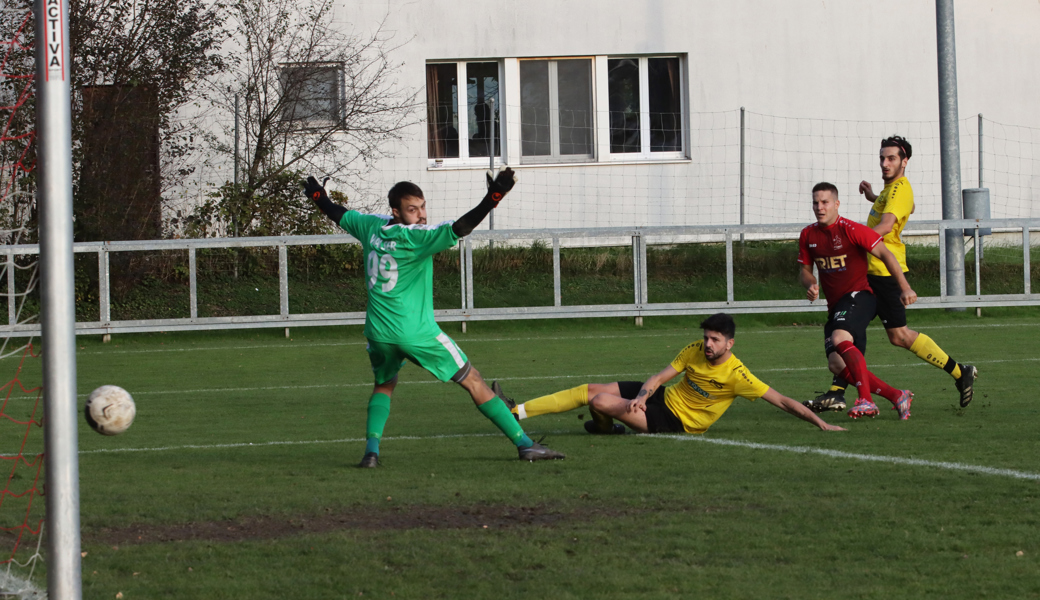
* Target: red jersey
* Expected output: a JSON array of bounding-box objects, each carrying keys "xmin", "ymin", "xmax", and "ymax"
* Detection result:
[{"xmin": 798, "ymin": 217, "xmax": 883, "ymax": 310}]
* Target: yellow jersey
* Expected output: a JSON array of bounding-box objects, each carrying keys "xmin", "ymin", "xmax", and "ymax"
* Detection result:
[
  {"xmin": 663, "ymin": 341, "xmax": 770, "ymax": 434},
  {"xmin": 866, "ymin": 176, "xmax": 914, "ymax": 276}
]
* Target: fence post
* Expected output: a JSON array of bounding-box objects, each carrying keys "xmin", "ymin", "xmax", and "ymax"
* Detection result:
[
  {"xmin": 973, "ymin": 227, "xmax": 981, "ymax": 299},
  {"xmin": 939, "ymin": 222, "xmax": 948, "ymax": 301},
  {"xmin": 278, "ymin": 244, "xmax": 289, "ymax": 338},
  {"xmin": 1024, "ymin": 227, "xmax": 1031, "ymax": 295},
  {"xmin": 632, "ymin": 234, "xmax": 643, "ymax": 326},
  {"xmin": 465, "ymin": 238, "xmax": 474, "ymax": 315},
  {"xmin": 99, "ymin": 248, "xmax": 110, "ymax": 343},
  {"xmin": 639, "ymin": 233, "xmax": 649, "ymax": 306},
  {"xmin": 188, "ymin": 246, "xmax": 198, "ymax": 321},
  {"xmin": 458, "ymin": 239, "xmax": 467, "ymax": 333},
  {"xmin": 552, "ymin": 237, "xmax": 561, "ymax": 307},
  {"xmin": 6, "ymin": 255, "xmax": 14, "ymax": 326}
]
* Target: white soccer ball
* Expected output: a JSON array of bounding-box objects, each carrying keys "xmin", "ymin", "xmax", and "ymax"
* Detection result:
[{"xmin": 85, "ymin": 385, "xmax": 136, "ymax": 436}]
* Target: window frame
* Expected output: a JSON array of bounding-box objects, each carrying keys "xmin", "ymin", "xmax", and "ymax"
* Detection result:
[
  {"xmin": 426, "ymin": 60, "xmax": 503, "ymax": 169},
  {"xmin": 278, "ymin": 61, "xmax": 345, "ymax": 129},
  {"xmin": 425, "ymin": 54, "xmax": 688, "ymax": 169},
  {"xmin": 604, "ymin": 55, "xmax": 686, "ymax": 162},
  {"xmin": 517, "ymin": 57, "xmax": 596, "ymax": 165}
]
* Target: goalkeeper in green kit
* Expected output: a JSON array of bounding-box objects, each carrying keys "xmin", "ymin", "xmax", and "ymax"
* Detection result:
[{"xmin": 302, "ymin": 169, "xmax": 564, "ymax": 467}]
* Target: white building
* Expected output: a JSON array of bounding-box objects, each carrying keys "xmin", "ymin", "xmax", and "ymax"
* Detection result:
[{"xmin": 196, "ymin": 0, "xmax": 1040, "ymax": 231}]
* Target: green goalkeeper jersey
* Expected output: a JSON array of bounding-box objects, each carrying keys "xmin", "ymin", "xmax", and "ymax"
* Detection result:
[{"xmin": 338, "ymin": 211, "xmax": 459, "ymax": 343}]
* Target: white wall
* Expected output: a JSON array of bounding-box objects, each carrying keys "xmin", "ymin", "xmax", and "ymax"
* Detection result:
[{"xmin": 197, "ymin": 1, "xmax": 1040, "ymax": 231}]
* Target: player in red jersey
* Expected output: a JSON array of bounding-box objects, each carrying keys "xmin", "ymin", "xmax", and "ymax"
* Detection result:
[{"xmin": 798, "ymin": 182, "xmax": 917, "ymax": 420}]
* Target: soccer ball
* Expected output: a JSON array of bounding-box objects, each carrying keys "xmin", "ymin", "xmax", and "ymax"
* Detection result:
[{"xmin": 85, "ymin": 385, "xmax": 136, "ymax": 436}]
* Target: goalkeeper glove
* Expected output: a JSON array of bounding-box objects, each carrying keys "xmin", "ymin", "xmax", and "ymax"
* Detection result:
[
  {"xmin": 485, "ymin": 167, "xmax": 517, "ymax": 206},
  {"xmin": 302, "ymin": 176, "xmax": 330, "ymax": 202}
]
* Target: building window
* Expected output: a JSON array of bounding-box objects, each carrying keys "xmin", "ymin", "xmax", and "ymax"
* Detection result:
[
  {"xmin": 280, "ymin": 62, "xmax": 343, "ymax": 126},
  {"xmin": 426, "ymin": 61, "xmax": 500, "ymax": 162},
  {"xmin": 519, "ymin": 58, "xmax": 594, "ymax": 162},
  {"xmin": 425, "ymin": 55, "xmax": 685, "ymax": 167},
  {"xmin": 426, "ymin": 63, "xmax": 459, "ymax": 159},
  {"xmin": 608, "ymin": 56, "xmax": 683, "ymax": 156}
]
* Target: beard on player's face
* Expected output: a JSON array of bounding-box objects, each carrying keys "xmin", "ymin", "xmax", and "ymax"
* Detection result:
[
  {"xmin": 394, "ymin": 196, "xmax": 427, "ymax": 225},
  {"xmin": 880, "ymin": 149, "xmax": 907, "ymax": 183},
  {"xmin": 702, "ymin": 332, "xmax": 732, "ymax": 361}
]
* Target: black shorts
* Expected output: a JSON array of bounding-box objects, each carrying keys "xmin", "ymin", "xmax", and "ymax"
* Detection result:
[
  {"xmin": 617, "ymin": 381, "xmax": 684, "ymax": 434},
  {"xmin": 867, "ymin": 274, "xmax": 908, "ymax": 330},
  {"xmin": 823, "ymin": 291, "xmax": 876, "ymax": 357}
]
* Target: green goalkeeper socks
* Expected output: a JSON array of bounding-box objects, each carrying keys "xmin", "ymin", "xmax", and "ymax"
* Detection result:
[
  {"xmin": 478, "ymin": 397, "xmax": 533, "ymax": 448},
  {"xmin": 365, "ymin": 393, "xmax": 392, "ymax": 455}
]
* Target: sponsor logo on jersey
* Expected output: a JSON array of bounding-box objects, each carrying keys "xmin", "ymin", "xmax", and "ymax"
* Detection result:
[
  {"xmin": 684, "ymin": 375, "xmax": 716, "ymax": 400},
  {"xmin": 707, "ymin": 378, "xmax": 724, "ymax": 390},
  {"xmin": 809, "ymin": 243, "xmax": 817, "ymax": 248},
  {"xmin": 814, "ymin": 255, "xmax": 848, "ymax": 271}
]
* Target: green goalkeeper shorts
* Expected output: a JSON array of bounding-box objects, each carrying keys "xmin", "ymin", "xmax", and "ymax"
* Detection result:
[{"xmin": 366, "ymin": 332, "xmax": 470, "ymax": 385}]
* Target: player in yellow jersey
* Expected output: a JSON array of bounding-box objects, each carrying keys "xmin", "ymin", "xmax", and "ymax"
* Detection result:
[
  {"xmin": 493, "ymin": 314, "xmax": 845, "ymax": 435},
  {"xmin": 804, "ymin": 136, "xmax": 978, "ymax": 414}
]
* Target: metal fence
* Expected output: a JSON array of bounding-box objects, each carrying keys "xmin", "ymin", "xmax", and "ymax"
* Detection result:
[{"xmin": 1, "ymin": 218, "xmax": 1037, "ymax": 338}]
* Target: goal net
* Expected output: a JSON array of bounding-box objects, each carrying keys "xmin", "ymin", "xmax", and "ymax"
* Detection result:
[{"xmin": 0, "ymin": 5, "xmax": 46, "ymax": 599}]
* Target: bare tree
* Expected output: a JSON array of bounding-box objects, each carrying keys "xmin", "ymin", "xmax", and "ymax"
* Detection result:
[
  {"xmin": 191, "ymin": 0, "xmax": 418, "ymax": 238},
  {"xmin": 70, "ymin": 0, "xmax": 227, "ymax": 242}
]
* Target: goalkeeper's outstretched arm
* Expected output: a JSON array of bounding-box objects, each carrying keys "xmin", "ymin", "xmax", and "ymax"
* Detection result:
[
  {"xmin": 302, "ymin": 176, "xmax": 346, "ymax": 224},
  {"xmin": 452, "ymin": 168, "xmax": 517, "ymax": 238}
]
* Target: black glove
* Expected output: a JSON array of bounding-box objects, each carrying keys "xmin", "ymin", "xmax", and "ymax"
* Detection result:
[
  {"xmin": 485, "ymin": 167, "xmax": 517, "ymax": 206},
  {"xmin": 302, "ymin": 176, "xmax": 330, "ymax": 202}
]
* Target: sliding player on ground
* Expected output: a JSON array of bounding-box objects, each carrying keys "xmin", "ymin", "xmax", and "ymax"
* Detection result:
[
  {"xmin": 302, "ymin": 170, "xmax": 564, "ymax": 466},
  {"xmin": 493, "ymin": 313, "xmax": 845, "ymax": 434},
  {"xmin": 805, "ymin": 137, "xmax": 977, "ymax": 413},
  {"xmin": 799, "ymin": 182, "xmax": 914, "ymax": 419}
]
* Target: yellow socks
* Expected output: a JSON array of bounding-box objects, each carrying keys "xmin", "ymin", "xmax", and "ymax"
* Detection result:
[
  {"xmin": 515, "ymin": 384, "xmax": 589, "ymax": 419},
  {"xmin": 909, "ymin": 333, "xmax": 961, "ymax": 379}
]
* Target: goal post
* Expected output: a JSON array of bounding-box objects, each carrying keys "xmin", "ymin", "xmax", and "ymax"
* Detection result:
[{"xmin": 33, "ymin": 0, "xmax": 81, "ymax": 597}]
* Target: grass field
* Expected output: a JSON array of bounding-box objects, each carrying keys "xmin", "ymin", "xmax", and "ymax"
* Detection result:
[{"xmin": 5, "ymin": 312, "xmax": 1040, "ymax": 599}]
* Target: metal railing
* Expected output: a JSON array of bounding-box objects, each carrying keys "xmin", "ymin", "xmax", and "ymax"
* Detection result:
[{"xmin": 1, "ymin": 218, "xmax": 1037, "ymax": 338}]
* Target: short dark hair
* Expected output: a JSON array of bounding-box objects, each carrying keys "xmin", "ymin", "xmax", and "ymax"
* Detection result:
[
  {"xmin": 387, "ymin": 181, "xmax": 424, "ymax": 210},
  {"xmin": 881, "ymin": 135, "xmax": 912, "ymax": 160},
  {"xmin": 700, "ymin": 313, "xmax": 736, "ymax": 340},
  {"xmin": 812, "ymin": 181, "xmax": 839, "ymax": 197}
]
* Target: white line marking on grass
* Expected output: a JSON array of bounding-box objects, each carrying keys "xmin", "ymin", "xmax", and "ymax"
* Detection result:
[
  {"xmin": 71, "ymin": 373, "xmax": 654, "ymax": 398},
  {"xmin": 658, "ymin": 434, "xmax": 1040, "ymax": 481},
  {"xmin": 51, "ymin": 320, "xmax": 1039, "ymax": 358},
  {"xmin": 77, "ymin": 433, "xmax": 506, "ymax": 455},
  {"xmin": 59, "ymin": 355, "xmax": 1038, "ymax": 399},
  {"xmin": 68, "ymin": 333, "xmax": 687, "ymax": 356},
  {"xmin": 6, "ymin": 354, "xmax": 1026, "ymax": 402},
  {"xmin": 79, "ymin": 431, "xmax": 1040, "ymax": 482}
]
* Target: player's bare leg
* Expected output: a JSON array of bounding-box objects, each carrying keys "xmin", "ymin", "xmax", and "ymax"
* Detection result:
[
  {"xmin": 457, "ymin": 367, "xmax": 565, "ymax": 461},
  {"xmin": 588, "ymin": 393, "xmax": 650, "ymax": 433},
  {"xmin": 456, "ymin": 366, "xmax": 495, "ymax": 406}
]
